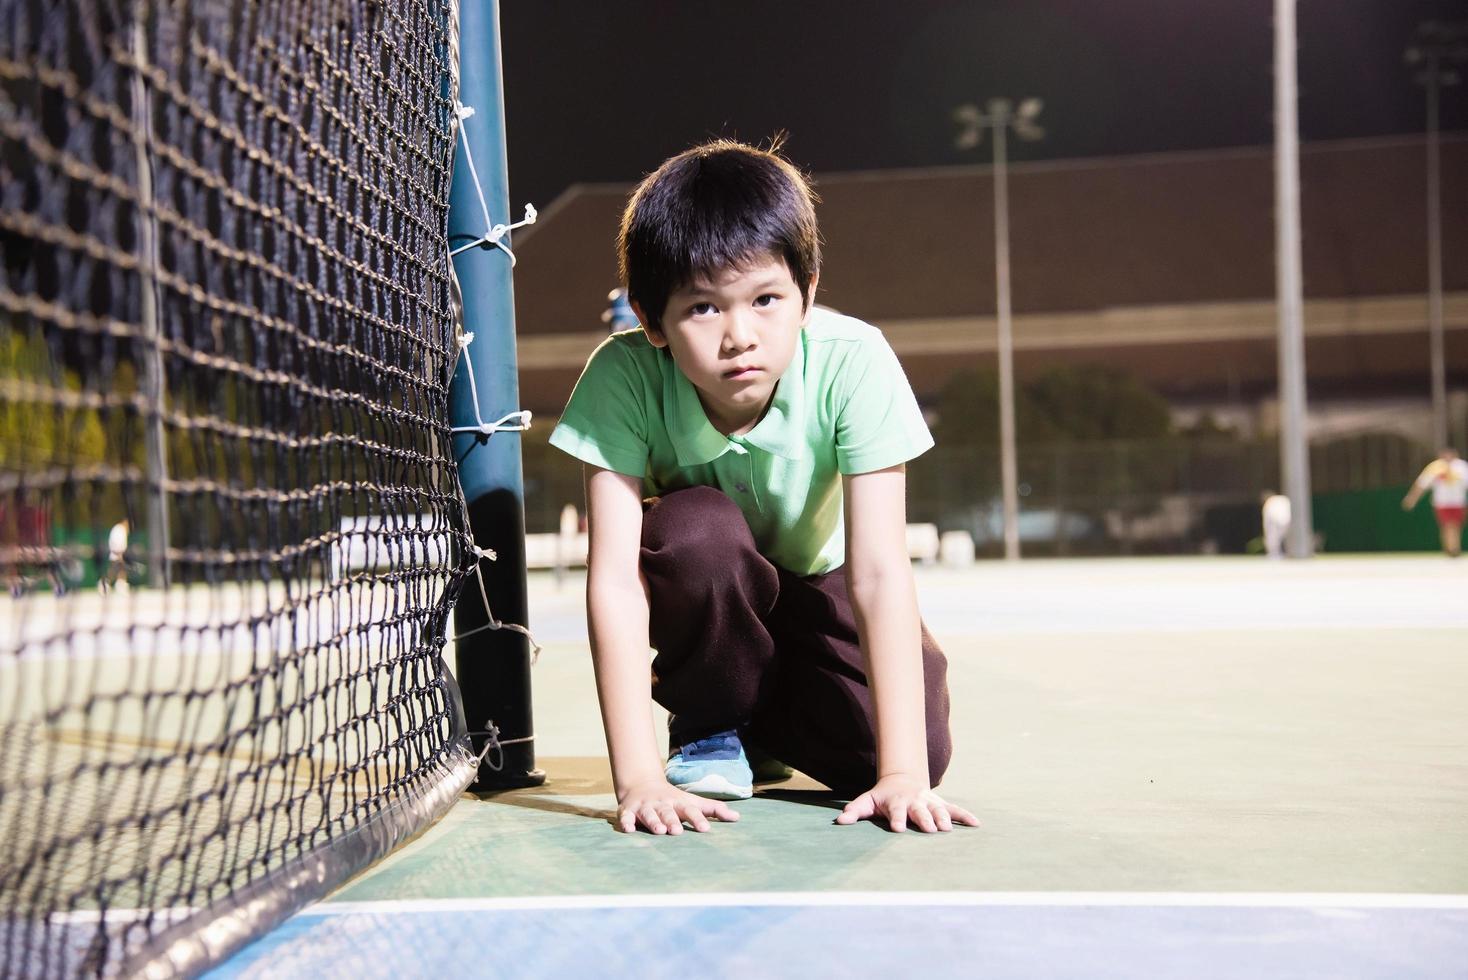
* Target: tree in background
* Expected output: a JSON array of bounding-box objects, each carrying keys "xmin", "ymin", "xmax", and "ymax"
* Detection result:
[
  {"xmin": 912, "ymin": 364, "xmax": 1183, "ymax": 552},
  {"xmin": 1, "ymin": 322, "xmax": 117, "ymax": 588},
  {"xmin": 932, "ymin": 364, "xmax": 1171, "ymax": 448},
  {"xmin": 0, "ymin": 326, "xmax": 110, "ymax": 472}
]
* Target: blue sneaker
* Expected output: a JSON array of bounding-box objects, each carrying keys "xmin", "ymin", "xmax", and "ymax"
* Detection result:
[{"xmin": 666, "ymin": 730, "xmax": 753, "ymax": 800}]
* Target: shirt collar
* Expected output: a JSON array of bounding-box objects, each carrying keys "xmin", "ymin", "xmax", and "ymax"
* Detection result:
[
  {"xmin": 664, "ymin": 331, "xmax": 807, "ymax": 467},
  {"xmin": 740, "ymin": 332, "xmax": 805, "ymax": 460}
]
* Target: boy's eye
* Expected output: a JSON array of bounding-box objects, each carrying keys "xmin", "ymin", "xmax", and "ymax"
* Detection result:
[
  {"xmin": 753, "ymin": 294, "xmax": 778, "ymax": 308},
  {"xmin": 689, "ymin": 302, "xmax": 717, "ymax": 317}
]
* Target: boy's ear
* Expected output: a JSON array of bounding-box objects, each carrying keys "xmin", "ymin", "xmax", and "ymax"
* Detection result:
[{"xmin": 633, "ymin": 300, "xmax": 669, "ymax": 349}]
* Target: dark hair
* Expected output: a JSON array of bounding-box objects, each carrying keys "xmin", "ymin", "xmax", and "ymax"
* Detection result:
[{"xmin": 617, "ymin": 138, "xmax": 821, "ymax": 332}]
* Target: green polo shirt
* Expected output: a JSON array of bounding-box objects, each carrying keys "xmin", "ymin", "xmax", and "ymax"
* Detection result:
[{"xmin": 548, "ymin": 307, "xmax": 933, "ymax": 575}]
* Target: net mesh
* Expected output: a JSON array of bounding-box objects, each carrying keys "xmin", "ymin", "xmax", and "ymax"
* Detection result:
[{"xmin": 0, "ymin": 1, "xmax": 479, "ymax": 975}]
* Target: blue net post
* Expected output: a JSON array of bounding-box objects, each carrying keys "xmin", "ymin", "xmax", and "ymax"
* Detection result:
[{"xmin": 449, "ymin": 0, "xmax": 544, "ymax": 789}]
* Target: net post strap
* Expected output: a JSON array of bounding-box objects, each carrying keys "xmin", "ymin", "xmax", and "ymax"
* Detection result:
[
  {"xmin": 447, "ymin": 103, "xmax": 537, "ymax": 262},
  {"xmin": 444, "ymin": 325, "xmax": 543, "ymax": 664},
  {"xmin": 470, "ymin": 722, "xmax": 535, "ymax": 774},
  {"xmin": 448, "ymin": 331, "xmax": 533, "ymax": 437},
  {"xmin": 453, "ymin": 544, "xmax": 543, "ymax": 659}
]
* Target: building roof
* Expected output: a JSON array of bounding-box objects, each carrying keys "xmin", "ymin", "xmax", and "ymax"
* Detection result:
[
  {"xmin": 505, "ymin": 134, "xmax": 1468, "ymax": 410},
  {"xmin": 512, "ymin": 134, "xmax": 1465, "ymax": 329}
]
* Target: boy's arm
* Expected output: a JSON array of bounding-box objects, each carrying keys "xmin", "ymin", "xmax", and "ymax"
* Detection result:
[
  {"xmin": 835, "ymin": 464, "xmax": 979, "ymax": 833},
  {"xmin": 583, "ymin": 464, "xmax": 739, "ymax": 834}
]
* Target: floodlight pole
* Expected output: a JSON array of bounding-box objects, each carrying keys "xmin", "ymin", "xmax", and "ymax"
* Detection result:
[
  {"xmin": 990, "ymin": 117, "xmax": 1021, "ymax": 562},
  {"xmin": 1425, "ymin": 53, "xmax": 1447, "ymax": 451},
  {"xmin": 1274, "ymin": 0, "xmax": 1314, "ymax": 558},
  {"xmin": 954, "ymin": 98, "xmax": 1042, "ymax": 561},
  {"xmin": 1407, "ymin": 22, "xmax": 1467, "ymax": 451},
  {"xmin": 132, "ymin": 19, "xmax": 170, "ymax": 588}
]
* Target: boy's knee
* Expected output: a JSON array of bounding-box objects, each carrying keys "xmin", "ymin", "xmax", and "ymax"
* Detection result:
[
  {"xmin": 640, "ymin": 487, "xmax": 775, "ymax": 611},
  {"xmin": 642, "ymin": 486, "xmax": 754, "ymax": 558}
]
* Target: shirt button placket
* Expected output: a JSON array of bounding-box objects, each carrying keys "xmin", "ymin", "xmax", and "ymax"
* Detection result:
[{"xmin": 728, "ymin": 443, "xmax": 749, "ymax": 495}]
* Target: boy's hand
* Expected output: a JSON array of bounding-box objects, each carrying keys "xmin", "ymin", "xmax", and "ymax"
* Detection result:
[
  {"xmin": 615, "ymin": 778, "xmax": 741, "ymax": 835},
  {"xmin": 835, "ymin": 774, "xmax": 980, "ymax": 833}
]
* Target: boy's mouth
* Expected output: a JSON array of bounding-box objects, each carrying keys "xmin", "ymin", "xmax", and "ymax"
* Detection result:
[{"xmin": 723, "ymin": 365, "xmax": 761, "ymax": 381}]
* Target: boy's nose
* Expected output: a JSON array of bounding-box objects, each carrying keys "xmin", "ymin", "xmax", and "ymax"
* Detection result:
[{"xmin": 722, "ymin": 312, "xmax": 757, "ymax": 353}]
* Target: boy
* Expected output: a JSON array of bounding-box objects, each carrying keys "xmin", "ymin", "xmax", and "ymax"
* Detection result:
[
  {"xmin": 549, "ymin": 139, "xmax": 975, "ymax": 836},
  {"xmin": 1402, "ymin": 447, "xmax": 1468, "ymax": 557}
]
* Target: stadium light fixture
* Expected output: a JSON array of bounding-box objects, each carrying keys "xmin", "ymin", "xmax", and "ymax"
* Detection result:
[{"xmin": 952, "ymin": 97, "xmax": 1044, "ymax": 561}]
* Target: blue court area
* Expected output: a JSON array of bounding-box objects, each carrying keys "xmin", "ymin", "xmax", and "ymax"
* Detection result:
[
  {"xmin": 212, "ymin": 896, "xmax": 1468, "ymax": 979},
  {"xmin": 209, "ymin": 556, "xmax": 1468, "ymax": 978}
]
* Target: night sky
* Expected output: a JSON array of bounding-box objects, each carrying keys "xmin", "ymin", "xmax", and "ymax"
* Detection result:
[{"xmin": 500, "ymin": 0, "xmax": 1468, "ymax": 212}]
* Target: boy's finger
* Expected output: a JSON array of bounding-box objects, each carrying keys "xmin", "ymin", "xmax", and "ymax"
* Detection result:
[
  {"xmin": 683, "ymin": 806, "xmax": 711, "ymax": 832},
  {"xmin": 886, "ymin": 803, "xmax": 908, "ymax": 832},
  {"xmin": 911, "ymin": 803, "xmax": 938, "ymax": 834},
  {"xmin": 948, "ymin": 804, "xmax": 981, "ymax": 827},
  {"xmin": 658, "ymin": 805, "xmax": 683, "ymax": 834},
  {"xmin": 836, "ymin": 795, "xmax": 875, "ymax": 825},
  {"xmin": 704, "ymin": 800, "xmax": 740, "ymax": 822},
  {"xmin": 618, "ymin": 809, "xmax": 637, "ymax": 833},
  {"xmin": 639, "ymin": 805, "xmax": 666, "ymax": 834},
  {"xmin": 934, "ymin": 807, "xmax": 954, "ymax": 832}
]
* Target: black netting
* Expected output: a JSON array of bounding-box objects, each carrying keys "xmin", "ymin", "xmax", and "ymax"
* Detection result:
[{"xmin": 0, "ymin": 1, "xmax": 478, "ymax": 976}]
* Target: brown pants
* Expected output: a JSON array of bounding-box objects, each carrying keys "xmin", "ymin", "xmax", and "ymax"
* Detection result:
[{"xmin": 640, "ymin": 486, "xmax": 952, "ymax": 795}]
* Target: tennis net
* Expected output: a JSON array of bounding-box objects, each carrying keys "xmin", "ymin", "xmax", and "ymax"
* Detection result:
[{"xmin": 1, "ymin": 0, "xmax": 481, "ymax": 975}]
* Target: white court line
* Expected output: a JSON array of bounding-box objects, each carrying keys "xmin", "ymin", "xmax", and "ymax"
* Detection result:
[
  {"xmin": 924, "ymin": 620, "xmax": 1468, "ymax": 636},
  {"xmin": 301, "ymin": 892, "xmax": 1468, "ymax": 916},
  {"xmin": 46, "ymin": 892, "xmax": 1468, "ymax": 928}
]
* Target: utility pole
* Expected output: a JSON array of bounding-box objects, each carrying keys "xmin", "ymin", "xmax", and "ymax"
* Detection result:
[
  {"xmin": 1274, "ymin": 0, "xmax": 1314, "ymax": 558},
  {"xmin": 953, "ymin": 97, "xmax": 1043, "ymax": 561},
  {"xmin": 1406, "ymin": 21, "xmax": 1467, "ymax": 451}
]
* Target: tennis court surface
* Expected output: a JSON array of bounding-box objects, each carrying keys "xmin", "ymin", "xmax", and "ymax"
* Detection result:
[{"xmin": 210, "ymin": 555, "xmax": 1468, "ymax": 978}]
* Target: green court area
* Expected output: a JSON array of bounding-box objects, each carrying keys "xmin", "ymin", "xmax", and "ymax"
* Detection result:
[{"xmin": 332, "ymin": 556, "xmax": 1468, "ymax": 902}]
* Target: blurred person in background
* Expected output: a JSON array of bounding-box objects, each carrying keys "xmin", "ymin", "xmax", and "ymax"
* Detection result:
[
  {"xmin": 554, "ymin": 502, "xmax": 580, "ymax": 588},
  {"xmin": 1402, "ymin": 448, "xmax": 1467, "ymax": 558},
  {"xmin": 1260, "ymin": 491, "xmax": 1291, "ymax": 559},
  {"xmin": 601, "ymin": 287, "xmax": 640, "ymax": 334},
  {"xmin": 100, "ymin": 518, "xmax": 130, "ymax": 592}
]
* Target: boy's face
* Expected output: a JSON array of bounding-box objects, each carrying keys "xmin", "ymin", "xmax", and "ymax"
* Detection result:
[{"xmin": 638, "ymin": 254, "xmax": 817, "ymax": 437}]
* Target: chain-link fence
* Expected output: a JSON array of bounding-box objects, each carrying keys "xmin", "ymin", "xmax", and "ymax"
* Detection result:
[
  {"xmin": 906, "ymin": 431, "xmax": 1429, "ymax": 556},
  {"xmin": 522, "ymin": 426, "xmax": 1433, "ymax": 557}
]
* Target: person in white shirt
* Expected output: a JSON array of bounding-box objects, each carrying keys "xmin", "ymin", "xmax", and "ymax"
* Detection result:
[
  {"xmin": 1260, "ymin": 491, "xmax": 1292, "ymax": 559},
  {"xmin": 101, "ymin": 518, "xmax": 130, "ymax": 591},
  {"xmin": 1402, "ymin": 448, "xmax": 1468, "ymax": 558}
]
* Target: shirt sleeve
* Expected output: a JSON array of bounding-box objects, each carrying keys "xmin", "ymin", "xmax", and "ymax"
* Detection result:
[
  {"xmin": 548, "ymin": 338, "xmax": 652, "ymax": 477},
  {"xmin": 1416, "ymin": 461, "xmax": 1445, "ymax": 489},
  {"xmin": 831, "ymin": 331, "xmax": 934, "ymax": 475}
]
